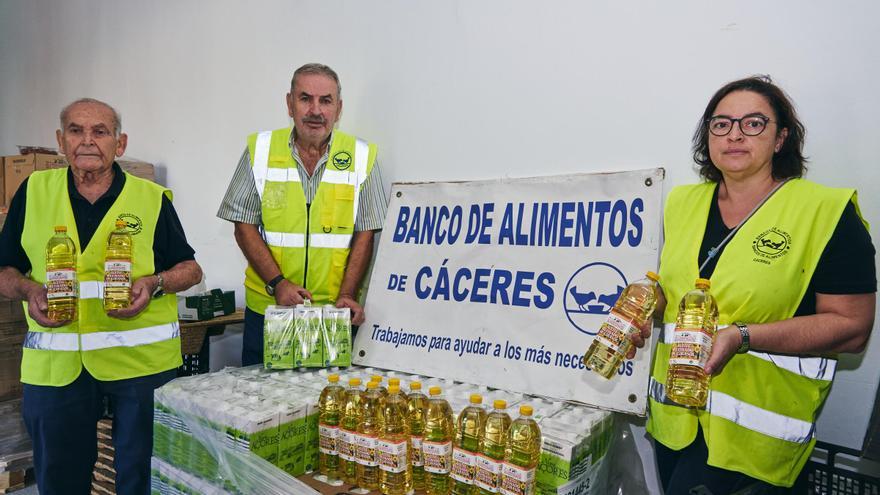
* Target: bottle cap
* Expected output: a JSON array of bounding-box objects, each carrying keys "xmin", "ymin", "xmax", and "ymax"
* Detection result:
[
  {"xmin": 493, "ymin": 399, "xmax": 507, "ymax": 410},
  {"xmin": 115, "ymin": 219, "xmax": 126, "ymax": 229},
  {"xmin": 410, "ymin": 381, "xmax": 422, "ymax": 391},
  {"xmin": 349, "ymin": 378, "xmax": 362, "ymax": 386},
  {"xmin": 428, "ymin": 386, "xmax": 442, "ymax": 396},
  {"xmin": 54, "ymin": 225, "xmax": 67, "ymax": 233},
  {"xmin": 646, "ymin": 271, "xmax": 660, "ymax": 281},
  {"xmin": 695, "ymin": 278, "xmax": 711, "ymax": 288},
  {"xmin": 366, "ymin": 381, "xmax": 378, "ymax": 390},
  {"xmin": 370, "ymin": 375, "xmax": 383, "ymax": 383},
  {"xmin": 388, "ymin": 378, "xmax": 401, "ymax": 386},
  {"xmin": 388, "ymin": 384, "xmax": 400, "ymax": 394},
  {"xmin": 469, "ymin": 394, "xmax": 483, "ymax": 404},
  {"xmin": 519, "ymin": 405, "xmax": 533, "ymax": 416},
  {"xmin": 328, "ymin": 374, "xmax": 339, "ymax": 383}
]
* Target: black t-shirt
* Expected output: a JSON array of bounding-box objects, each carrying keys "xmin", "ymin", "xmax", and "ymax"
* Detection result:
[
  {"xmin": 0, "ymin": 163, "xmax": 196, "ymax": 274},
  {"xmin": 698, "ymin": 184, "xmax": 876, "ymax": 316}
]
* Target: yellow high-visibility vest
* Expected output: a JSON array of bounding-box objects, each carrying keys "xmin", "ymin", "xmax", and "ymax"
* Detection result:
[
  {"xmin": 20, "ymin": 168, "xmax": 181, "ymax": 386},
  {"xmin": 647, "ymin": 179, "xmax": 865, "ymax": 487},
  {"xmin": 244, "ymin": 128, "xmax": 376, "ymax": 314}
]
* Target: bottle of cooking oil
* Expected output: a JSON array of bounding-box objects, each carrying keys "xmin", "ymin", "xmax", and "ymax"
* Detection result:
[
  {"xmin": 666, "ymin": 278, "xmax": 719, "ymax": 407},
  {"xmin": 378, "ymin": 384, "xmax": 412, "ymax": 495},
  {"xmin": 339, "ymin": 377, "xmax": 364, "ymax": 485},
  {"xmin": 423, "ymin": 386, "xmax": 454, "ymax": 495},
  {"xmin": 319, "ymin": 374, "xmax": 346, "ymax": 480},
  {"xmin": 103, "ymin": 219, "xmax": 133, "ymax": 311},
  {"xmin": 500, "ymin": 405, "xmax": 541, "ymax": 495},
  {"xmin": 46, "ymin": 226, "xmax": 77, "ymax": 322},
  {"xmin": 475, "ymin": 400, "xmax": 511, "ymax": 495},
  {"xmin": 357, "ymin": 381, "xmax": 384, "ymax": 491},
  {"xmin": 452, "ymin": 394, "xmax": 487, "ymax": 495},
  {"xmin": 408, "ymin": 381, "xmax": 429, "ymax": 492},
  {"xmin": 371, "ymin": 375, "xmax": 389, "ymax": 397},
  {"xmin": 583, "ymin": 271, "xmax": 661, "ymax": 378}
]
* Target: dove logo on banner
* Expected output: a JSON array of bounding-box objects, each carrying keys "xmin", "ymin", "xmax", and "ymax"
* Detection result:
[{"xmin": 563, "ymin": 262, "xmax": 628, "ymax": 336}]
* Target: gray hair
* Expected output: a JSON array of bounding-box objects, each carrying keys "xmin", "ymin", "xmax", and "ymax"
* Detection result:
[
  {"xmin": 59, "ymin": 98, "xmax": 122, "ymax": 136},
  {"xmin": 291, "ymin": 63, "xmax": 342, "ymax": 99}
]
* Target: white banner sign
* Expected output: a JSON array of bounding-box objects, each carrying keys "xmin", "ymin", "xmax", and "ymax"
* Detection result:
[{"xmin": 355, "ymin": 169, "xmax": 664, "ymax": 415}]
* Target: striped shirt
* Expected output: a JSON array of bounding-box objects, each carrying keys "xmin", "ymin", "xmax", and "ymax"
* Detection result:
[{"xmin": 216, "ymin": 129, "xmax": 387, "ymax": 231}]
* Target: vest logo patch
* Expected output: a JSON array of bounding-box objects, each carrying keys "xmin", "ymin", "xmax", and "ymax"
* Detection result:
[
  {"xmin": 117, "ymin": 213, "xmax": 143, "ymax": 235},
  {"xmin": 752, "ymin": 227, "xmax": 790, "ymax": 260},
  {"xmin": 332, "ymin": 151, "xmax": 352, "ymax": 171}
]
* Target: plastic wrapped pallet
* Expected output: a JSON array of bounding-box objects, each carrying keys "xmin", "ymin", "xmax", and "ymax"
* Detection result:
[{"xmin": 151, "ymin": 365, "xmax": 634, "ymax": 494}]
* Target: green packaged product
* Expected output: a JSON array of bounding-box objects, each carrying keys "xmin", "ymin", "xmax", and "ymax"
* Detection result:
[
  {"xmin": 322, "ymin": 306, "xmax": 352, "ymax": 367},
  {"xmin": 264, "ymin": 306, "xmax": 295, "ymax": 369},
  {"xmin": 294, "ymin": 305, "xmax": 324, "ymax": 367}
]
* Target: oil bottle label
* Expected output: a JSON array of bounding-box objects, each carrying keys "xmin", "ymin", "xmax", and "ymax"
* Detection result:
[
  {"xmin": 595, "ymin": 313, "xmax": 638, "ymax": 354},
  {"xmin": 318, "ymin": 424, "xmax": 338, "ymax": 455},
  {"xmin": 46, "ymin": 269, "xmax": 76, "ymax": 299},
  {"xmin": 670, "ymin": 327, "xmax": 714, "ymax": 369},
  {"xmin": 338, "ymin": 430, "xmax": 357, "ymax": 461},
  {"xmin": 422, "ymin": 440, "xmax": 452, "ymax": 474},
  {"xmin": 411, "ymin": 435, "xmax": 424, "ymax": 466},
  {"xmin": 377, "ymin": 438, "xmax": 408, "ymax": 473},
  {"xmin": 104, "ymin": 260, "xmax": 132, "ymax": 288},
  {"xmin": 451, "ymin": 447, "xmax": 476, "ymax": 482},
  {"xmin": 474, "ymin": 455, "xmax": 502, "ymax": 492},
  {"xmin": 355, "ymin": 434, "xmax": 378, "ymax": 466},
  {"xmin": 500, "ymin": 463, "xmax": 535, "ymax": 495}
]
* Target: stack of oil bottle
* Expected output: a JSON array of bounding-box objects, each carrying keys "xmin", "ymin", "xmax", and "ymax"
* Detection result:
[
  {"xmin": 150, "ymin": 366, "xmax": 614, "ymax": 495},
  {"xmin": 318, "ymin": 374, "xmax": 542, "ymax": 495}
]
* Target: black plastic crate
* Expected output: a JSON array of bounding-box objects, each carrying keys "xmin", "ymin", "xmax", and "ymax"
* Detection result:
[
  {"xmin": 796, "ymin": 442, "xmax": 880, "ymax": 494},
  {"xmin": 177, "ymin": 334, "xmax": 210, "ymax": 376}
]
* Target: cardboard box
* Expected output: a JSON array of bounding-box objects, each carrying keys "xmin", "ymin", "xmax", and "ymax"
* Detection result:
[
  {"xmin": 0, "ymin": 298, "xmax": 26, "ymax": 402},
  {"xmin": 2, "ymin": 153, "xmax": 68, "ymax": 203},
  {"xmin": 4, "ymin": 155, "xmax": 34, "ymax": 205},
  {"xmin": 118, "ymin": 159, "xmax": 155, "ymax": 182},
  {"xmin": 0, "ymin": 298, "xmax": 25, "ymax": 325}
]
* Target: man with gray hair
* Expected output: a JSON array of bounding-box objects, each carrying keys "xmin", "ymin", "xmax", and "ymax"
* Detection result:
[
  {"xmin": 0, "ymin": 97, "xmax": 203, "ymax": 494},
  {"xmin": 218, "ymin": 63, "xmax": 387, "ymax": 365}
]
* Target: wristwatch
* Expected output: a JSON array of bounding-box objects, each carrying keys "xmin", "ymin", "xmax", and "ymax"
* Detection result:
[
  {"xmin": 151, "ymin": 272, "xmax": 165, "ymax": 298},
  {"xmin": 265, "ymin": 275, "xmax": 285, "ymax": 296},
  {"xmin": 734, "ymin": 322, "xmax": 750, "ymax": 354}
]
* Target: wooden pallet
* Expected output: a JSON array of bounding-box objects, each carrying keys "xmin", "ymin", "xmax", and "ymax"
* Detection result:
[
  {"xmin": 0, "ymin": 469, "xmax": 25, "ymax": 494},
  {"xmin": 91, "ymin": 419, "xmax": 116, "ymax": 495}
]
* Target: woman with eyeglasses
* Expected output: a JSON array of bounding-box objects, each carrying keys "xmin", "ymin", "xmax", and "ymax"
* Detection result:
[{"xmin": 639, "ymin": 76, "xmax": 876, "ymax": 493}]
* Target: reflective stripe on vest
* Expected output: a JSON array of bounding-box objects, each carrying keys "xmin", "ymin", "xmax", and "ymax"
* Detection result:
[
  {"xmin": 263, "ymin": 231, "xmax": 353, "ymax": 249},
  {"xmin": 252, "ymin": 130, "xmax": 272, "ymax": 199},
  {"xmin": 25, "ymin": 321, "xmax": 179, "ymax": 352},
  {"xmin": 648, "ymin": 377, "xmax": 815, "ymax": 444},
  {"xmin": 659, "ymin": 323, "xmax": 836, "ymax": 381},
  {"xmin": 264, "ymin": 231, "xmax": 306, "ymax": 248},
  {"xmin": 80, "ymin": 281, "xmax": 104, "ymax": 299}
]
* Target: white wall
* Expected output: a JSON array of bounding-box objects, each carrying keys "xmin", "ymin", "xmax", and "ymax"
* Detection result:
[{"xmin": 2, "ymin": 0, "xmax": 879, "ymax": 458}]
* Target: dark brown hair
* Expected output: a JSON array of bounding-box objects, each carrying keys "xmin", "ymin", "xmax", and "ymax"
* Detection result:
[{"xmin": 693, "ymin": 75, "xmax": 807, "ymax": 182}]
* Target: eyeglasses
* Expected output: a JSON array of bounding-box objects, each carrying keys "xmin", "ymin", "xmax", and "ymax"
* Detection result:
[{"xmin": 707, "ymin": 115, "xmax": 773, "ymax": 137}]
